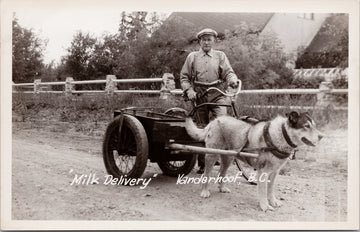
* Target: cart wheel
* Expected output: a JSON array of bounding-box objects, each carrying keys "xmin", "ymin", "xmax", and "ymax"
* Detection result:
[
  {"xmin": 157, "ymin": 108, "xmax": 196, "ymax": 176},
  {"xmin": 103, "ymin": 114, "xmax": 148, "ymax": 180},
  {"xmin": 157, "ymin": 158, "xmax": 196, "ymax": 177},
  {"xmin": 235, "ymin": 159, "xmax": 257, "ymax": 185}
]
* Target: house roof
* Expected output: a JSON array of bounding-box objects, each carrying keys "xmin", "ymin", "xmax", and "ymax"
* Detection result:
[
  {"xmin": 305, "ymin": 14, "xmax": 348, "ymax": 53},
  {"xmin": 169, "ymin": 12, "xmax": 274, "ymax": 35}
]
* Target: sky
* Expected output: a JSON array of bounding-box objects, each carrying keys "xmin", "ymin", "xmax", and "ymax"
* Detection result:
[
  {"xmin": 15, "ymin": 6, "xmax": 170, "ymax": 65},
  {"xmin": 16, "ymin": 8, "xmax": 121, "ymax": 65}
]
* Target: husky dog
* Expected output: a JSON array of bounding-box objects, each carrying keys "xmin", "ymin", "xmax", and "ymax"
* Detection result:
[{"xmin": 185, "ymin": 111, "xmax": 324, "ymax": 211}]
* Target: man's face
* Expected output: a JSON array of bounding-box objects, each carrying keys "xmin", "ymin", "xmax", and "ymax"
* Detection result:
[{"xmin": 199, "ymin": 35, "xmax": 215, "ymax": 53}]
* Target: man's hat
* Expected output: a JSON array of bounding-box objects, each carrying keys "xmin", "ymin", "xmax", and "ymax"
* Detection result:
[{"xmin": 196, "ymin": 28, "xmax": 218, "ymax": 39}]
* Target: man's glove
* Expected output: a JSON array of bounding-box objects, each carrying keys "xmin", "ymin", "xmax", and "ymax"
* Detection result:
[
  {"xmin": 186, "ymin": 88, "xmax": 197, "ymax": 101},
  {"xmin": 228, "ymin": 76, "xmax": 240, "ymax": 89}
]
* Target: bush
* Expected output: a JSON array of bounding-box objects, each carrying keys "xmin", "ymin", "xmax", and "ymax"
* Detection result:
[
  {"xmin": 332, "ymin": 76, "xmax": 348, "ymax": 89},
  {"xmin": 331, "ymin": 76, "xmax": 348, "ymax": 106},
  {"xmin": 216, "ymin": 24, "xmax": 294, "ymax": 90},
  {"xmin": 13, "ymin": 91, "xmax": 347, "ymax": 130},
  {"xmin": 289, "ymin": 76, "xmax": 325, "ymax": 89}
]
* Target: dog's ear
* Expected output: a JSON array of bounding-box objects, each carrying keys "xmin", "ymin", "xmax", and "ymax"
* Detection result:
[{"xmin": 286, "ymin": 111, "xmax": 299, "ymax": 128}]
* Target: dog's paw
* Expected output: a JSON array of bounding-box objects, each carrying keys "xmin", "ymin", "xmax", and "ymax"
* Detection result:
[
  {"xmin": 269, "ymin": 198, "xmax": 283, "ymax": 207},
  {"xmin": 219, "ymin": 186, "xmax": 231, "ymax": 193},
  {"xmin": 259, "ymin": 201, "xmax": 275, "ymax": 212},
  {"xmin": 200, "ymin": 189, "xmax": 211, "ymax": 198}
]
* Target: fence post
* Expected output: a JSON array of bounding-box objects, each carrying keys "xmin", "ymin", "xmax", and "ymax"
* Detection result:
[
  {"xmin": 34, "ymin": 79, "xmax": 41, "ymax": 94},
  {"xmin": 105, "ymin": 75, "xmax": 117, "ymax": 95},
  {"xmin": 65, "ymin": 77, "xmax": 74, "ymax": 96},
  {"xmin": 316, "ymin": 81, "xmax": 335, "ymax": 108},
  {"xmin": 160, "ymin": 73, "xmax": 176, "ymax": 100}
]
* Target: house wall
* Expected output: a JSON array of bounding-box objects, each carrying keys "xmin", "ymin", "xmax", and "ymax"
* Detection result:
[{"xmin": 262, "ymin": 13, "xmax": 330, "ymax": 55}]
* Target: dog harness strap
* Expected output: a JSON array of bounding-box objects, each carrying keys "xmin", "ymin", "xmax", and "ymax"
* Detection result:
[
  {"xmin": 281, "ymin": 123, "xmax": 297, "ymax": 148},
  {"xmin": 263, "ymin": 122, "xmax": 291, "ymax": 159}
]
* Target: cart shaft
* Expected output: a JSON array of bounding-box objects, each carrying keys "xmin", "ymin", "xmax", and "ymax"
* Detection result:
[{"xmin": 167, "ymin": 143, "xmax": 259, "ymax": 158}]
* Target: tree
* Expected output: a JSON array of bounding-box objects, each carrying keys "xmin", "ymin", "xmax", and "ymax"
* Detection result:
[
  {"xmin": 12, "ymin": 16, "xmax": 46, "ymax": 83},
  {"xmin": 87, "ymin": 33, "xmax": 123, "ymax": 78},
  {"xmin": 61, "ymin": 12, "xmax": 165, "ymax": 86},
  {"xmin": 62, "ymin": 31, "xmax": 97, "ymax": 81},
  {"xmin": 118, "ymin": 11, "xmax": 161, "ymax": 41},
  {"xmin": 39, "ymin": 61, "xmax": 57, "ymax": 82},
  {"xmin": 113, "ymin": 11, "xmax": 164, "ymax": 79},
  {"xmin": 60, "ymin": 12, "xmax": 294, "ymax": 91},
  {"xmin": 146, "ymin": 15, "xmax": 198, "ymax": 78},
  {"xmin": 217, "ymin": 24, "xmax": 293, "ymax": 89},
  {"xmin": 147, "ymin": 17, "xmax": 293, "ymax": 90}
]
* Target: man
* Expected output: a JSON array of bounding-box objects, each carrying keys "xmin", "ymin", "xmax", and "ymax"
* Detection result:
[{"xmin": 180, "ymin": 28, "xmax": 240, "ymax": 174}]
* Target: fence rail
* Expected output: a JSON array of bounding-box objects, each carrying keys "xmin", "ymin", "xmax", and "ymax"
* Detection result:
[
  {"xmin": 12, "ymin": 78, "xmax": 348, "ymax": 94},
  {"xmin": 12, "ymin": 78, "xmax": 164, "ymax": 87},
  {"xmin": 12, "ymin": 74, "xmax": 348, "ymax": 111},
  {"xmin": 243, "ymin": 104, "xmax": 348, "ymax": 111},
  {"xmin": 12, "ymin": 89, "xmax": 348, "ymax": 95},
  {"xmin": 238, "ymin": 89, "xmax": 348, "ymax": 95}
]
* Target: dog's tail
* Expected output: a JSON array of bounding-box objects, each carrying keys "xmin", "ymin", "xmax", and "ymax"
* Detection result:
[{"xmin": 185, "ymin": 117, "xmax": 208, "ymax": 142}]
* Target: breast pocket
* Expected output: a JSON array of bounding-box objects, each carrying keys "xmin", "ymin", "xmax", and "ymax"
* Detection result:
[{"xmin": 194, "ymin": 59, "xmax": 206, "ymax": 78}]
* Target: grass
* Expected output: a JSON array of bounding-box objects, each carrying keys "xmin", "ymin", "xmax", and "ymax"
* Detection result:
[
  {"xmin": 235, "ymin": 94, "xmax": 347, "ymax": 128},
  {"xmin": 12, "ymin": 92, "xmax": 348, "ymax": 130}
]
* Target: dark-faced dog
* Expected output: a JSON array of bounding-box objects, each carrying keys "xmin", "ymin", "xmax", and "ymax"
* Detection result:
[{"xmin": 185, "ymin": 111, "xmax": 324, "ymax": 211}]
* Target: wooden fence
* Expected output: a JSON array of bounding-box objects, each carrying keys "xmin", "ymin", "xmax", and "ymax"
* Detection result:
[
  {"xmin": 292, "ymin": 67, "xmax": 347, "ymax": 81},
  {"xmin": 12, "ymin": 74, "xmax": 348, "ymax": 111}
]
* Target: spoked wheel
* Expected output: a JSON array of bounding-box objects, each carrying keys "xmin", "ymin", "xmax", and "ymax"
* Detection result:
[
  {"xmin": 103, "ymin": 114, "xmax": 148, "ymax": 180},
  {"xmin": 157, "ymin": 158, "xmax": 196, "ymax": 177},
  {"xmin": 235, "ymin": 159, "xmax": 257, "ymax": 185},
  {"xmin": 157, "ymin": 108, "xmax": 196, "ymax": 177}
]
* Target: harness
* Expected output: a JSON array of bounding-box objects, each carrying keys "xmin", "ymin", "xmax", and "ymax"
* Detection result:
[
  {"xmin": 263, "ymin": 122, "xmax": 297, "ymax": 159},
  {"xmin": 241, "ymin": 121, "xmax": 297, "ymax": 160}
]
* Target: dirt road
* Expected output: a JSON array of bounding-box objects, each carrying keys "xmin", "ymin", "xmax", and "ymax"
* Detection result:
[{"xmin": 12, "ymin": 121, "xmax": 347, "ymax": 221}]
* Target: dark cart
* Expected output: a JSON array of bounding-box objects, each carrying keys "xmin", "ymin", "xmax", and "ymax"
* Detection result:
[
  {"xmin": 103, "ymin": 107, "xmax": 201, "ymax": 178},
  {"xmin": 102, "ymin": 85, "xmax": 258, "ymax": 181}
]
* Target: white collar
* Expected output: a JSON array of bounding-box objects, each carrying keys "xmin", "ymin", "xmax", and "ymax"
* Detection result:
[{"xmin": 199, "ymin": 48, "xmax": 213, "ymax": 57}]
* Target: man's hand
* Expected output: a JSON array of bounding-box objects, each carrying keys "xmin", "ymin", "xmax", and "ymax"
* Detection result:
[
  {"xmin": 186, "ymin": 88, "xmax": 197, "ymax": 101},
  {"xmin": 228, "ymin": 77, "xmax": 240, "ymax": 89}
]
